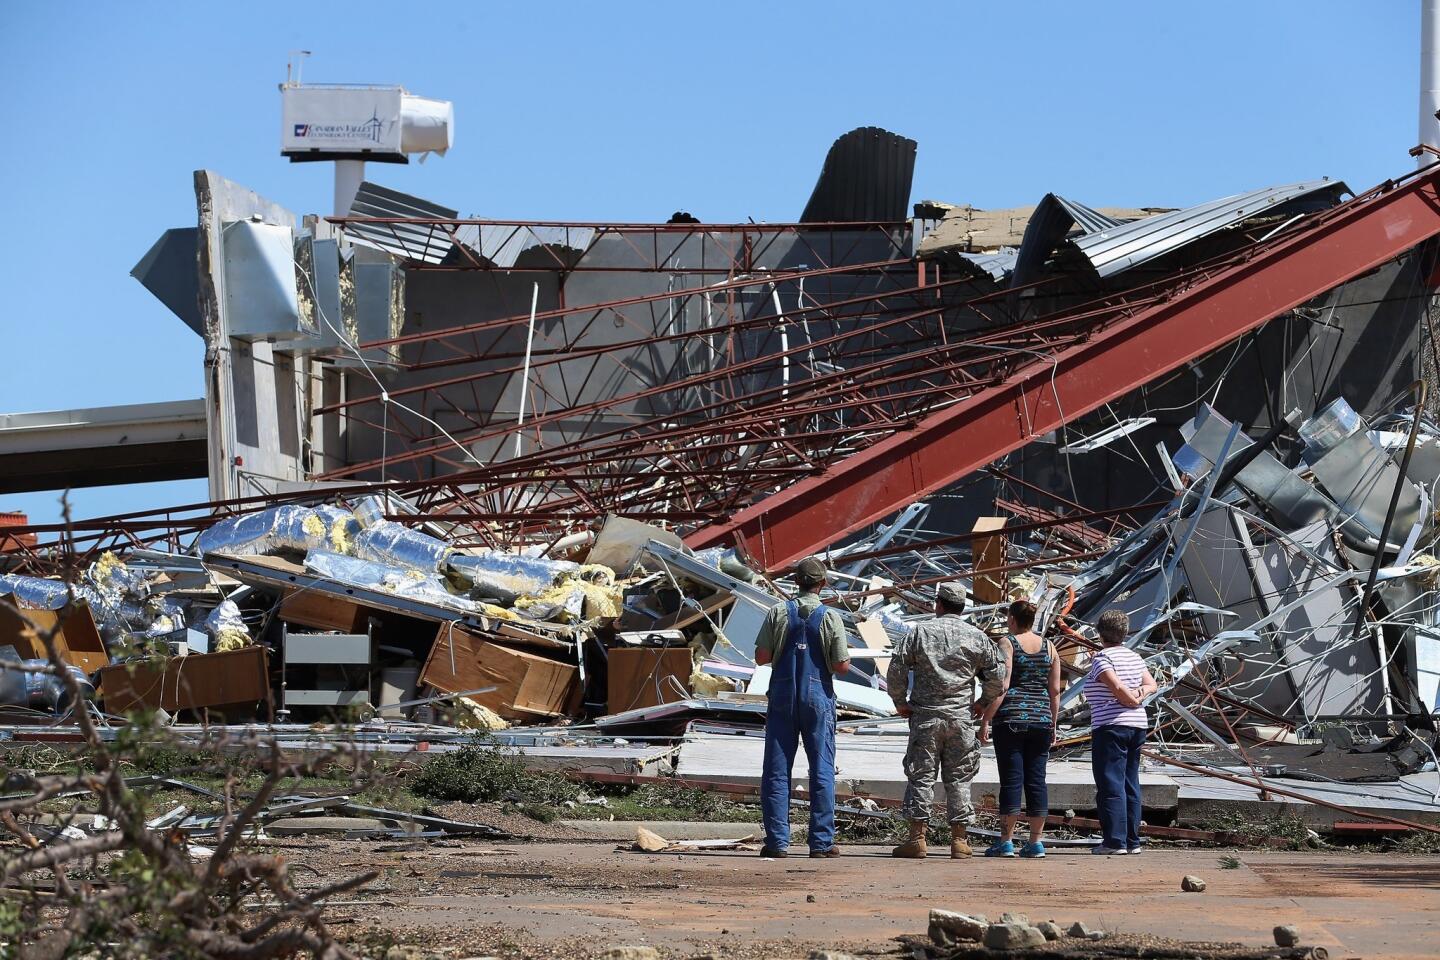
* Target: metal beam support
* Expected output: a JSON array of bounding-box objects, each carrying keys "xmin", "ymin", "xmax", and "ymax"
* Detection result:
[{"xmin": 687, "ymin": 169, "xmax": 1440, "ymax": 569}]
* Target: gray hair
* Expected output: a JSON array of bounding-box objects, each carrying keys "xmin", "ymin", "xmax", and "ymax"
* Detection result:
[{"xmin": 1096, "ymin": 609, "xmax": 1130, "ymax": 645}]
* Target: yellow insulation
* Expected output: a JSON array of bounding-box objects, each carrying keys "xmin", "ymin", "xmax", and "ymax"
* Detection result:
[
  {"xmin": 516, "ymin": 575, "xmax": 623, "ymax": 622},
  {"xmin": 454, "ymin": 696, "xmax": 509, "ymax": 731},
  {"xmin": 92, "ymin": 551, "xmax": 127, "ymax": 586},
  {"xmin": 301, "ymin": 512, "xmax": 326, "ymax": 541},
  {"xmin": 477, "ymin": 601, "xmax": 520, "ymax": 621},
  {"xmin": 1412, "ymin": 553, "xmax": 1440, "ymax": 588},
  {"xmin": 689, "ymin": 669, "xmax": 732, "ymax": 697},
  {"xmin": 214, "ymin": 629, "xmax": 251, "ymax": 653}
]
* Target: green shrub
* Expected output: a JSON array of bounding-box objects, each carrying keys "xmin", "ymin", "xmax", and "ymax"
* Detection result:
[
  {"xmin": 411, "ymin": 742, "xmax": 578, "ymax": 806},
  {"xmin": 626, "ymin": 783, "xmax": 745, "ymax": 819},
  {"xmin": 1201, "ymin": 810, "xmax": 1315, "ymax": 849},
  {"xmin": 1391, "ymin": 829, "xmax": 1440, "ymax": 853}
]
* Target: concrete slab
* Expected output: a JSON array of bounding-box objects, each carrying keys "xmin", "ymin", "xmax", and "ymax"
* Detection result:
[
  {"xmin": 1171, "ymin": 768, "xmax": 1440, "ymax": 827},
  {"xmin": 505, "ymin": 743, "xmax": 679, "ymax": 778},
  {"xmin": 676, "ymin": 730, "xmax": 1179, "ymax": 813}
]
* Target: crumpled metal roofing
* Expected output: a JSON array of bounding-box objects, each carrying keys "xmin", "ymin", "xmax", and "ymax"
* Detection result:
[
  {"xmin": 800, "ymin": 126, "xmax": 917, "ymax": 223},
  {"xmin": 956, "ymin": 249, "xmax": 1017, "ymax": 281},
  {"xmin": 1010, "ymin": 193, "xmax": 1129, "ymax": 288},
  {"xmin": 346, "ymin": 181, "xmax": 458, "ymax": 264},
  {"xmin": 1072, "ymin": 179, "xmax": 1349, "ymax": 278},
  {"xmin": 452, "ymin": 224, "xmax": 597, "ymax": 270},
  {"xmin": 1053, "ymin": 195, "xmax": 1125, "ymax": 234}
]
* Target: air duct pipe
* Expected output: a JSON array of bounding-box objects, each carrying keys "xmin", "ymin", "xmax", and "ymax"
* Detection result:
[{"xmin": 1422, "ymin": 0, "xmax": 1440, "ymax": 165}]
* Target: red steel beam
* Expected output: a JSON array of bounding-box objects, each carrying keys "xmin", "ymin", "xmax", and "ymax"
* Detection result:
[{"xmin": 687, "ymin": 167, "xmax": 1440, "ymax": 569}]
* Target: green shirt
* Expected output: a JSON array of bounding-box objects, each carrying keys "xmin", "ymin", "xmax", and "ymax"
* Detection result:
[{"xmin": 754, "ymin": 593, "xmax": 850, "ymax": 669}]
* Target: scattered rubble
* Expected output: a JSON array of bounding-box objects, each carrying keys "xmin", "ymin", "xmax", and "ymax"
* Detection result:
[
  {"xmin": 598, "ymin": 948, "xmax": 659, "ymax": 960},
  {"xmin": 6, "ymin": 73, "xmax": 1440, "ymax": 960}
]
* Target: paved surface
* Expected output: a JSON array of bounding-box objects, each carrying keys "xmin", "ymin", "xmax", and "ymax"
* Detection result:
[
  {"xmin": 337, "ymin": 841, "xmax": 1440, "ymax": 959},
  {"xmin": 559, "ymin": 819, "xmax": 761, "ymax": 841}
]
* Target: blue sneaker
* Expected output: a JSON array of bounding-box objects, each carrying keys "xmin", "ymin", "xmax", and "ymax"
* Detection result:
[
  {"xmin": 1019, "ymin": 840, "xmax": 1046, "ymax": 859},
  {"xmin": 984, "ymin": 840, "xmax": 1016, "ymax": 857}
]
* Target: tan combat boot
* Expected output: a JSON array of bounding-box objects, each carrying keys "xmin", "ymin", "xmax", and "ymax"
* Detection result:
[
  {"xmin": 950, "ymin": 834, "xmax": 973, "ymax": 858},
  {"xmin": 891, "ymin": 819, "xmax": 928, "ymax": 858}
]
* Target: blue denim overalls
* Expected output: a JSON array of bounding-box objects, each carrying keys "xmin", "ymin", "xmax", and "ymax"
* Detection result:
[{"xmin": 760, "ymin": 601, "xmax": 838, "ymax": 852}]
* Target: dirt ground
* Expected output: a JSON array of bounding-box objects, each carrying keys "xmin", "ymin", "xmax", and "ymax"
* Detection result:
[{"xmin": 278, "ymin": 837, "xmax": 1440, "ymax": 960}]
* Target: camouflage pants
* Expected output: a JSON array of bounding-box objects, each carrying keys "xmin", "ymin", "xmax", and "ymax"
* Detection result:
[{"xmin": 900, "ymin": 715, "xmax": 980, "ymax": 824}]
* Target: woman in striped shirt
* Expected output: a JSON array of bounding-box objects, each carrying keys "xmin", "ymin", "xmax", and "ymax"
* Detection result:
[{"xmin": 1083, "ymin": 609, "xmax": 1157, "ymax": 855}]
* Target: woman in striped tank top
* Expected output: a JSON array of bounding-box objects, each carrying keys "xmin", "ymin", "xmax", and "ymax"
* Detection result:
[
  {"xmin": 1083, "ymin": 609, "xmax": 1158, "ymax": 855},
  {"xmin": 978, "ymin": 600, "xmax": 1060, "ymax": 859}
]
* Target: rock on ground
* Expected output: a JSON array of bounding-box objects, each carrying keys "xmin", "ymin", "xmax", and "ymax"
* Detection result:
[
  {"xmin": 1274, "ymin": 925, "xmax": 1301, "ymax": 947},
  {"xmin": 1036, "ymin": 921, "xmax": 1063, "ymax": 941},
  {"xmin": 1068, "ymin": 921, "xmax": 1103, "ymax": 939},
  {"xmin": 928, "ymin": 909, "xmax": 987, "ymax": 944},
  {"xmin": 600, "ymin": 948, "xmax": 660, "ymax": 960},
  {"xmin": 1181, "ymin": 874, "xmax": 1207, "ymax": 892},
  {"xmin": 984, "ymin": 923, "xmax": 1047, "ymax": 950}
]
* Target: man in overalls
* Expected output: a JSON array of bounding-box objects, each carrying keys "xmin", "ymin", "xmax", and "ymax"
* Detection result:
[{"xmin": 754, "ymin": 556, "xmax": 850, "ymax": 858}]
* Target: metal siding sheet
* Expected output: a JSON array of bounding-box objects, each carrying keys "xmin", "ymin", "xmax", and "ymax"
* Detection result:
[
  {"xmin": 1074, "ymin": 180, "xmax": 1350, "ymax": 278},
  {"xmin": 800, "ymin": 127, "xmax": 917, "ymax": 223},
  {"xmin": 957, "ymin": 249, "xmax": 1016, "ymax": 281},
  {"xmin": 1010, "ymin": 194, "xmax": 1130, "ymax": 289},
  {"xmin": 346, "ymin": 181, "xmax": 458, "ymax": 264},
  {"xmin": 1053, "ymin": 196, "xmax": 1125, "ymax": 234},
  {"xmin": 453, "ymin": 224, "xmax": 597, "ymax": 269}
]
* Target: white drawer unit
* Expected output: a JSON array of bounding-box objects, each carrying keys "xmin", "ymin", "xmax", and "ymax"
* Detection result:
[{"xmin": 281, "ymin": 624, "xmax": 374, "ymax": 715}]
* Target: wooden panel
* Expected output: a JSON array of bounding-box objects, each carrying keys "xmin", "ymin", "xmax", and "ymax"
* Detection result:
[
  {"xmin": 279, "ymin": 590, "xmax": 372, "ymax": 633},
  {"xmin": 100, "ymin": 646, "xmax": 270, "ymax": 716},
  {"xmin": 0, "ymin": 603, "xmax": 108, "ymax": 674},
  {"xmin": 606, "ymin": 646, "xmax": 693, "ymax": 714},
  {"xmin": 495, "ymin": 621, "xmax": 570, "ymax": 650},
  {"xmin": 970, "ymin": 517, "xmax": 1009, "ymax": 605},
  {"xmin": 854, "ymin": 617, "xmax": 892, "ymax": 672},
  {"xmin": 420, "ymin": 625, "xmax": 577, "ymax": 720}
]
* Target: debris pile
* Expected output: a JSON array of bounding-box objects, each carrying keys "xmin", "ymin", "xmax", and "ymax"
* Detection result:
[
  {"xmin": 3, "ymin": 129, "xmax": 1440, "ymax": 840},
  {"xmin": 4, "ymin": 391, "xmax": 1440, "ymax": 836},
  {"xmin": 0, "ymin": 493, "xmax": 906, "ymax": 727}
]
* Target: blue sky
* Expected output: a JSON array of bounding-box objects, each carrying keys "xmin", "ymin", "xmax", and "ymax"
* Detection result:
[{"xmin": 0, "ymin": 0, "xmax": 1419, "ymax": 526}]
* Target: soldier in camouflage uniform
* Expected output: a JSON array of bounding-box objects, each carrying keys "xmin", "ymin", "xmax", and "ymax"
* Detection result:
[{"xmin": 885, "ymin": 581, "xmax": 1005, "ymax": 858}]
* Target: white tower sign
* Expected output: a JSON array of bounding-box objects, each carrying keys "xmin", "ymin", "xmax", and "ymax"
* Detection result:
[{"xmin": 280, "ymin": 63, "xmax": 453, "ymax": 214}]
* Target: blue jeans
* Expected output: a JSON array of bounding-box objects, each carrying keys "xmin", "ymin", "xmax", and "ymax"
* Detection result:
[
  {"xmin": 993, "ymin": 722, "xmax": 1052, "ymax": 816},
  {"xmin": 1091, "ymin": 724, "xmax": 1145, "ymax": 849}
]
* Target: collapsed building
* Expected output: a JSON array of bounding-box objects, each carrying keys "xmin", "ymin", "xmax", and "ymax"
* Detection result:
[{"xmin": 4, "ymin": 102, "xmax": 1440, "ymax": 834}]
